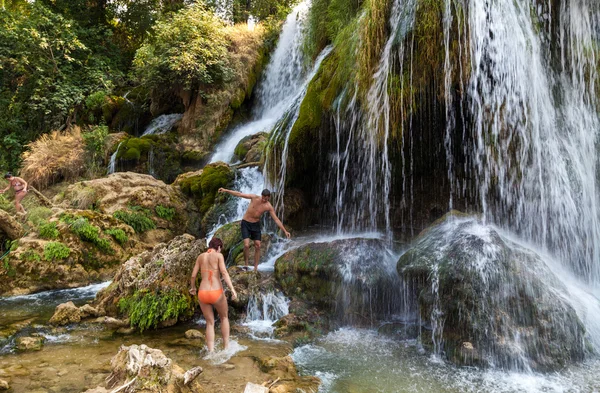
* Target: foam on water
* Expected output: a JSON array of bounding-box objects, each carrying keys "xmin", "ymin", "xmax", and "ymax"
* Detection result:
[{"xmin": 202, "ymin": 339, "xmax": 247, "ymax": 365}]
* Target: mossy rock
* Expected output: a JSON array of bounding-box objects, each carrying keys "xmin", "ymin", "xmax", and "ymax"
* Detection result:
[
  {"xmin": 212, "ymin": 221, "xmax": 242, "ymax": 259},
  {"xmin": 397, "ymin": 214, "xmax": 588, "ymax": 371},
  {"xmin": 117, "ymin": 137, "xmax": 153, "ymax": 160},
  {"xmin": 234, "ymin": 136, "xmax": 252, "ymax": 161},
  {"xmin": 121, "ymin": 148, "xmax": 141, "ymax": 161},
  {"xmin": 182, "ymin": 150, "xmax": 208, "ymax": 163},
  {"xmin": 198, "ymin": 162, "xmax": 234, "ymax": 214}
]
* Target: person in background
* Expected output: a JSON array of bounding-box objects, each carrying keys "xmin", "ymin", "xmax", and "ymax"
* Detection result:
[
  {"xmin": 189, "ymin": 237, "xmax": 238, "ymax": 352},
  {"xmin": 0, "ymin": 173, "xmax": 28, "ymax": 215}
]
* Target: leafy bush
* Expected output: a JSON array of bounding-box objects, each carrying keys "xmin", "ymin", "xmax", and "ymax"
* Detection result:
[
  {"xmin": 20, "ymin": 128, "xmax": 86, "ymax": 189},
  {"xmin": 118, "ymin": 289, "xmax": 191, "ymax": 332},
  {"xmin": 38, "ymin": 221, "xmax": 59, "ymax": 239},
  {"xmin": 155, "ymin": 205, "xmax": 175, "ymax": 220},
  {"xmin": 85, "ymin": 91, "xmax": 108, "ymax": 111},
  {"xmin": 105, "ymin": 228, "xmax": 128, "ymax": 245},
  {"xmin": 113, "ymin": 209, "xmax": 156, "ymax": 233},
  {"xmin": 133, "ymin": 4, "xmax": 232, "ymax": 92},
  {"xmin": 43, "ymin": 242, "xmax": 71, "ymax": 261}
]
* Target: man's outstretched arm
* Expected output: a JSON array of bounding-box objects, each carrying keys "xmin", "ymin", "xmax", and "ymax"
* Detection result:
[
  {"xmin": 219, "ymin": 188, "xmax": 254, "ymax": 199},
  {"xmin": 269, "ymin": 208, "xmax": 291, "ymax": 239}
]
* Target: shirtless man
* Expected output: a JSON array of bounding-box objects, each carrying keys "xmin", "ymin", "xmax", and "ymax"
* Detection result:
[
  {"xmin": 0, "ymin": 173, "xmax": 28, "ymax": 215},
  {"xmin": 218, "ymin": 188, "xmax": 290, "ymax": 271}
]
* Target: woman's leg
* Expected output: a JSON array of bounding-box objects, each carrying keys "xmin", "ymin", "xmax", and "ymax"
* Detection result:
[
  {"xmin": 213, "ymin": 294, "xmax": 230, "ymax": 349},
  {"xmin": 199, "ymin": 301, "xmax": 216, "ymax": 352},
  {"xmin": 14, "ymin": 191, "xmax": 26, "ymax": 214}
]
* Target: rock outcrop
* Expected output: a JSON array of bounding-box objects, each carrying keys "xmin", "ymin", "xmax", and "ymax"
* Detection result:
[
  {"xmin": 94, "ymin": 234, "xmax": 206, "ymax": 331},
  {"xmin": 0, "ymin": 209, "xmax": 140, "ymax": 296},
  {"xmin": 0, "ymin": 209, "xmax": 24, "ymax": 239},
  {"xmin": 397, "ymin": 214, "xmax": 588, "ymax": 371},
  {"xmin": 55, "ymin": 172, "xmax": 201, "ymax": 239},
  {"xmin": 49, "ymin": 301, "xmax": 105, "ymax": 325},
  {"xmin": 84, "ymin": 344, "xmax": 204, "ymax": 393},
  {"xmin": 234, "ymin": 132, "xmax": 267, "ymax": 164}
]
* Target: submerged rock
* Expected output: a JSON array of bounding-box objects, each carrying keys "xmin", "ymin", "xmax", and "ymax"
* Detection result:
[
  {"xmin": 274, "ymin": 238, "xmax": 401, "ymax": 325},
  {"xmin": 397, "ymin": 214, "xmax": 588, "ymax": 371},
  {"xmin": 94, "ymin": 234, "xmax": 206, "ymax": 331},
  {"xmin": 49, "ymin": 301, "xmax": 82, "ymax": 325},
  {"xmin": 256, "ymin": 355, "xmax": 320, "ymax": 392},
  {"xmin": 15, "ymin": 336, "xmax": 45, "ymax": 351},
  {"xmin": 86, "ymin": 344, "xmax": 204, "ymax": 393},
  {"xmin": 184, "ymin": 329, "xmax": 204, "ymax": 340}
]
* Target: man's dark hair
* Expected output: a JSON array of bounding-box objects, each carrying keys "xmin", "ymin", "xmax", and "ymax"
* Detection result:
[
  {"xmin": 208, "ymin": 237, "xmax": 223, "ymax": 250},
  {"xmin": 3, "ymin": 173, "xmax": 12, "ymax": 179},
  {"xmin": 261, "ymin": 189, "xmax": 271, "ymax": 197}
]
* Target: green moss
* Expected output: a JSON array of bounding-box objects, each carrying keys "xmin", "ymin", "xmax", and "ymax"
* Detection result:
[
  {"xmin": 118, "ymin": 289, "xmax": 192, "ymax": 332},
  {"xmin": 38, "ymin": 221, "xmax": 59, "ymax": 239},
  {"xmin": 199, "ymin": 163, "xmax": 234, "ymax": 214},
  {"xmin": 233, "ymin": 136, "xmax": 251, "ymax": 160},
  {"xmin": 182, "ymin": 150, "xmax": 207, "ymax": 162},
  {"xmin": 121, "ymin": 147, "xmax": 141, "ymax": 160},
  {"xmin": 21, "ymin": 249, "xmax": 41, "ymax": 262},
  {"xmin": 43, "ymin": 242, "xmax": 71, "ymax": 261},
  {"xmin": 155, "ymin": 205, "xmax": 175, "ymax": 220},
  {"xmin": 116, "ymin": 137, "xmax": 153, "ymax": 160},
  {"xmin": 113, "ymin": 209, "xmax": 156, "ymax": 233},
  {"xmin": 105, "ymin": 228, "xmax": 128, "ymax": 245},
  {"xmin": 27, "ymin": 207, "xmax": 53, "ymax": 227},
  {"xmin": 69, "ymin": 217, "xmax": 114, "ymax": 254}
]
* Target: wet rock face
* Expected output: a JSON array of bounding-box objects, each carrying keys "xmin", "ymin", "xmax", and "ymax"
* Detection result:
[
  {"xmin": 274, "ymin": 238, "xmax": 402, "ymax": 325},
  {"xmin": 94, "ymin": 234, "xmax": 206, "ymax": 331},
  {"xmin": 397, "ymin": 215, "xmax": 588, "ymax": 371},
  {"xmin": 86, "ymin": 344, "xmax": 204, "ymax": 393}
]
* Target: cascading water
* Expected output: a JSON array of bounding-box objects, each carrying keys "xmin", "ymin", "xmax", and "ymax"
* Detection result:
[
  {"xmin": 209, "ymin": 0, "xmax": 310, "ymax": 164},
  {"xmin": 140, "ymin": 113, "xmax": 183, "ymax": 137},
  {"xmin": 107, "ymin": 141, "xmax": 124, "ymax": 175},
  {"xmin": 243, "ymin": 291, "xmax": 290, "ymax": 339},
  {"xmin": 465, "ymin": 0, "xmax": 600, "ymax": 282}
]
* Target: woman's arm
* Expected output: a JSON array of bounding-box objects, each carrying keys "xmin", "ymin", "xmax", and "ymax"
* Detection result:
[
  {"xmin": 189, "ymin": 257, "xmax": 201, "ymax": 295},
  {"xmin": 218, "ymin": 254, "xmax": 237, "ymax": 300}
]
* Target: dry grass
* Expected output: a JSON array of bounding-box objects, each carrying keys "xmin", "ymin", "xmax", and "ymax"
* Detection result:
[{"xmin": 21, "ymin": 127, "xmax": 86, "ymax": 190}]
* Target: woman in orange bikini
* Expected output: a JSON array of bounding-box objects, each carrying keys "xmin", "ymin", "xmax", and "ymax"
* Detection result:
[
  {"xmin": 1, "ymin": 173, "xmax": 28, "ymax": 215},
  {"xmin": 189, "ymin": 237, "xmax": 238, "ymax": 352}
]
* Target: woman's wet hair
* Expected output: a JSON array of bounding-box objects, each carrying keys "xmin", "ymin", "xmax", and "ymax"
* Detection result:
[
  {"xmin": 208, "ymin": 237, "xmax": 223, "ymax": 250},
  {"xmin": 3, "ymin": 173, "xmax": 12, "ymax": 179}
]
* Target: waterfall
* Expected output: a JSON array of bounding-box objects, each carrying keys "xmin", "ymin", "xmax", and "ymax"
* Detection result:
[
  {"xmin": 209, "ymin": 0, "xmax": 310, "ymax": 164},
  {"xmin": 465, "ymin": 0, "xmax": 600, "ymax": 282},
  {"xmin": 243, "ymin": 291, "xmax": 290, "ymax": 339},
  {"xmin": 107, "ymin": 141, "xmax": 123, "ymax": 175},
  {"xmin": 264, "ymin": 45, "xmax": 332, "ymax": 218},
  {"xmin": 148, "ymin": 145, "xmax": 156, "ymax": 177},
  {"xmin": 141, "ymin": 113, "xmax": 183, "ymax": 137}
]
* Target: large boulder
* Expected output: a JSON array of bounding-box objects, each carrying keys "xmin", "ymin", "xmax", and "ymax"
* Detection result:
[
  {"xmin": 274, "ymin": 238, "xmax": 402, "ymax": 325},
  {"xmin": 0, "ymin": 209, "xmax": 141, "ymax": 296},
  {"xmin": 94, "ymin": 234, "xmax": 206, "ymax": 331},
  {"xmin": 85, "ymin": 344, "xmax": 204, "ymax": 393},
  {"xmin": 55, "ymin": 172, "xmax": 201, "ymax": 239},
  {"xmin": 49, "ymin": 301, "xmax": 82, "ymax": 325},
  {"xmin": 233, "ymin": 132, "xmax": 267, "ymax": 164},
  {"xmin": 397, "ymin": 214, "xmax": 588, "ymax": 371},
  {"xmin": 213, "ymin": 221, "xmax": 242, "ymax": 260},
  {"xmin": 15, "ymin": 336, "xmax": 45, "ymax": 351}
]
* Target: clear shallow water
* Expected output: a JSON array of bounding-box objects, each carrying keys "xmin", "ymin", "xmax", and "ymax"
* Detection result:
[{"xmin": 292, "ymin": 328, "xmax": 600, "ymax": 393}]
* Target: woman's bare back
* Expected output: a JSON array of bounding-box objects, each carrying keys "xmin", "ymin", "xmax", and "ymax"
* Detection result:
[{"xmin": 198, "ymin": 251, "xmax": 223, "ymax": 291}]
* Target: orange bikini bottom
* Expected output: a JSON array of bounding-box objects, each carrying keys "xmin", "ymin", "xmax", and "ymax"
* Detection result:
[{"xmin": 198, "ymin": 289, "xmax": 223, "ymax": 305}]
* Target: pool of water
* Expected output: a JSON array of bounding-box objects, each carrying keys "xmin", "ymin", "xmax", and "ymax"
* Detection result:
[{"xmin": 291, "ymin": 328, "xmax": 600, "ymax": 393}]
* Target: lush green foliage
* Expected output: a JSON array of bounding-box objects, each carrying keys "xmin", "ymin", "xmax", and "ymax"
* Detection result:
[
  {"xmin": 133, "ymin": 4, "xmax": 232, "ymax": 92},
  {"xmin": 105, "ymin": 228, "xmax": 128, "ymax": 245},
  {"xmin": 43, "ymin": 241, "xmax": 71, "ymax": 261},
  {"xmin": 155, "ymin": 205, "xmax": 175, "ymax": 220},
  {"xmin": 113, "ymin": 207, "xmax": 156, "ymax": 233},
  {"xmin": 27, "ymin": 206, "xmax": 53, "ymax": 227},
  {"xmin": 38, "ymin": 221, "xmax": 59, "ymax": 239},
  {"xmin": 69, "ymin": 217, "xmax": 113, "ymax": 253},
  {"xmin": 0, "ymin": 1, "xmax": 123, "ymax": 170},
  {"xmin": 118, "ymin": 289, "xmax": 191, "ymax": 332}
]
